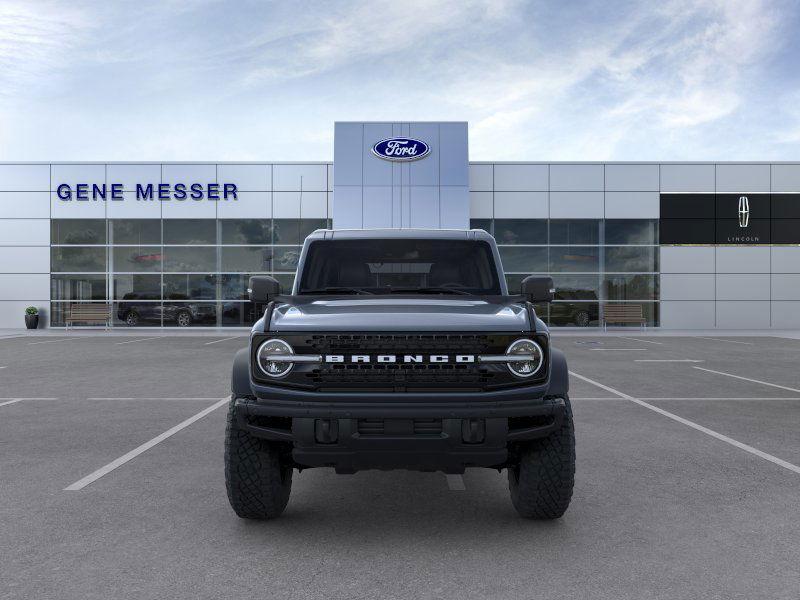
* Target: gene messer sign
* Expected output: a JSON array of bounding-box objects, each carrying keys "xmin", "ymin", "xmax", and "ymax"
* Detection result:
[{"xmin": 56, "ymin": 182, "xmax": 238, "ymax": 202}]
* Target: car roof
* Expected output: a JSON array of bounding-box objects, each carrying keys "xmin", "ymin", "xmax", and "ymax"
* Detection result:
[{"xmin": 305, "ymin": 228, "xmax": 495, "ymax": 241}]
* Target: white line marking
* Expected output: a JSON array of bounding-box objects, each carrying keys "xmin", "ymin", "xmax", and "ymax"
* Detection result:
[
  {"xmin": 203, "ymin": 337, "xmax": 243, "ymax": 345},
  {"xmin": 693, "ymin": 366, "xmax": 800, "ymax": 394},
  {"xmin": 0, "ymin": 366, "xmax": 7, "ymax": 369},
  {"xmin": 446, "ymin": 474, "xmax": 466, "ymax": 490},
  {"xmin": 86, "ymin": 397, "xmax": 225, "ymax": 401},
  {"xmin": 64, "ymin": 397, "xmax": 229, "ymax": 491},
  {"xmin": 573, "ymin": 397, "xmax": 800, "ymax": 401},
  {"xmin": 635, "ymin": 359, "xmax": 704, "ymax": 363},
  {"xmin": 618, "ymin": 336, "xmax": 663, "ymax": 345},
  {"xmin": 28, "ymin": 337, "xmax": 89, "ymax": 345},
  {"xmin": 590, "ymin": 348, "xmax": 647, "ymax": 351},
  {"xmin": 694, "ymin": 337, "xmax": 753, "ymax": 345},
  {"xmin": 115, "ymin": 337, "xmax": 161, "ymax": 345},
  {"xmin": 0, "ymin": 335, "xmax": 26, "ymax": 340},
  {"xmin": 569, "ymin": 370, "xmax": 800, "ymax": 475},
  {"xmin": 0, "ymin": 399, "xmax": 24, "ymax": 408}
]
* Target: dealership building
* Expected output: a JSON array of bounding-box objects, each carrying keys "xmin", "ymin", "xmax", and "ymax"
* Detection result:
[{"xmin": 1, "ymin": 120, "xmax": 799, "ymax": 330}]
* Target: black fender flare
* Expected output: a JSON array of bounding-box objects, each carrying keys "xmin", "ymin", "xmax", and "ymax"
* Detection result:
[
  {"xmin": 231, "ymin": 347, "xmax": 253, "ymax": 398},
  {"xmin": 546, "ymin": 347, "xmax": 569, "ymax": 398}
]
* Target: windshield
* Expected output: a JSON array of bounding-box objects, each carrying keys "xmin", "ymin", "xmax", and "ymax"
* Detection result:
[{"xmin": 297, "ymin": 239, "xmax": 502, "ymax": 295}]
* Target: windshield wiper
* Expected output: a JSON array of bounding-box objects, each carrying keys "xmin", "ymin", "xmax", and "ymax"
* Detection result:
[
  {"xmin": 387, "ymin": 286, "xmax": 473, "ymax": 296},
  {"xmin": 300, "ymin": 287, "xmax": 375, "ymax": 295}
]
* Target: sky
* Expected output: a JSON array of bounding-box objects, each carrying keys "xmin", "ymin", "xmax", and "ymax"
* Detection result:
[{"xmin": 1, "ymin": 0, "xmax": 799, "ymax": 161}]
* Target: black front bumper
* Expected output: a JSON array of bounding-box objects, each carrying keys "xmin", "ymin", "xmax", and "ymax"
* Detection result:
[{"xmin": 235, "ymin": 395, "xmax": 566, "ymax": 473}]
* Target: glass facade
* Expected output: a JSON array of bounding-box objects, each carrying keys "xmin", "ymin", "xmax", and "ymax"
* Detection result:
[
  {"xmin": 473, "ymin": 218, "xmax": 660, "ymax": 327},
  {"xmin": 50, "ymin": 218, "xmax": 328, "ymax": 327}
]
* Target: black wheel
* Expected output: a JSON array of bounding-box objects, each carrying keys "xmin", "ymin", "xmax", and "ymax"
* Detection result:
[
  {"xmin": 175, "ymin": 310, "xmax": 192, "ymax": 327},
  {"xmin": 224, "ymin": 398, "xmax": 292, "ymax": 519},
  {"xmin": 573, "ymin": 310, "xmax": 590, "ymax": 327},
  {"xmin": 125, "ymin": 311, "xmax": 139, "ymax": 326},
  {"xmin": 508, "ymin": 397, "xmax": 575, "ymax": 519}
]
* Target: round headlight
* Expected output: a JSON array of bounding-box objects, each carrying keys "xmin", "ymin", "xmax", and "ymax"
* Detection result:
[
  {"xmin": 256, "ymin": 338, "xmax": 294, "ymax": 378},
  {"xmin": 506, "ymin": 338, "xmax": 544, "ymax": 378}
]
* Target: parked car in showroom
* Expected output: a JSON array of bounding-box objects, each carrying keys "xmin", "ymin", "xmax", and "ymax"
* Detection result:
[{"xmin": 117, "ymin": 293, "xmax": 216, "ymax": 327}]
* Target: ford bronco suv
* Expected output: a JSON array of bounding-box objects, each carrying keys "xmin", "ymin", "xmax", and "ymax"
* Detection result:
[{"xmin": 225, "ymin": 229, "xmax": 574, "ymax": 519}]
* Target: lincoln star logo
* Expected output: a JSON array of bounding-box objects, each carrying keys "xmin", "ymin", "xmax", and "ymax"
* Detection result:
[
  {"xmin": 738, "ymin": 195, "xmax": 750, "ymax": 228},
  {"xmin": 324, "ymin": 354, "xmax": 474, "ymax": 364},
  {"xmin": 372, "ymin": 137, "xmax": 430, "ymax": 162}
]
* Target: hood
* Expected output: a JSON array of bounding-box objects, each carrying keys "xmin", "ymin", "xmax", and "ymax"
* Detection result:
[{"xmin": 268, "ymin": 296, "xmax": 531, "ymax": 332}]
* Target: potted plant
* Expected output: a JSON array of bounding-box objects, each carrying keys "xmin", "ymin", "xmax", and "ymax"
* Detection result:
[{"xmin": 25, "ymin": 306, "xmax": 39, "ymax": 330}]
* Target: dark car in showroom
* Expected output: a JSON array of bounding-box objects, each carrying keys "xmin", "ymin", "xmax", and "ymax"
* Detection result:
[{"xmin": 117, "ymin": 292, "xmax": 216, "ymax": 327}]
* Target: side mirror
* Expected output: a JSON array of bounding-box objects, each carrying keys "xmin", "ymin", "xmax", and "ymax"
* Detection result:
[
  {"xmin": 521, "ymin": 276, "xmax": 555, "ymax": 303},
  {"xmin": 248, "ymin": 276, "xmax": 281, "ymax": 303}
]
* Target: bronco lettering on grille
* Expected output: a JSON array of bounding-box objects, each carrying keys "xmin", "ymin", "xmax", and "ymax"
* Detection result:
[{"xmin": 323, "ymin": 355, "xmax": 476, "ymax": 364}]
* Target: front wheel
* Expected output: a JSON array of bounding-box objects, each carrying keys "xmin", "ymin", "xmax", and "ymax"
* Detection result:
[
  {"xmin": 573, "ymin": 310, "xmax": 590, "ymax": 327},
  {"xmin": 175, "ymin": 310, "xmax": 192, "ymax": 327},
  {"xmin": 124, "ymin": 311, "xmax": 139, "ymax": 326},
  {"xmin": 508, "ymin": 397, "xmax": 575, "ymax": 519},
  {"xmin": 224, "ymin": 399, "xmax": 293, "ymax": 519}
]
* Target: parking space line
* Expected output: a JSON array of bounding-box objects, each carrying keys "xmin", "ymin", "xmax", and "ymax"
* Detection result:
[
  {"xmin": 693, "ymin": 366, "xmax": 800, "ymax": 394},
  {"xmin": 86, "ymin": 397, "xmax": 224, "ymax": 401},
  {"xmin": 569, "ymin": 370, "xmax": 800, "ymax": 476},
  {"xmin": 115, "ymin": 337, "xmax": 162, "ymax": 345},
  {"xmin": 635, "ymin": 359, "xmax": 704, "ymax": 363},
  {"xmin": 0, "ymin": 399, "xmax": 24, "ymax": 408},
  {"xmin": 28, "ymin": 337, "xmax": 90, "ymax": 345},
  {"xmin": 619, "ymin": 337, "xmax": 663, "ymax": 345},
  {"xmin": 64, "ymin": 397, "xmax": 229, "ymax": 491},
  {"xmin": 695, "ymin": 337, "xmax": 753, "ymax": 345},
  {"xmin": 446, "ymin": 474, "xmax": 466, "ymax": 490},
  {"xmin": 203, "ymin": 337, "xmax": 244, "ymax": 345},
  {"xmin": 590, "ymin": 348, "xmax": 647, "ymax": 351}
]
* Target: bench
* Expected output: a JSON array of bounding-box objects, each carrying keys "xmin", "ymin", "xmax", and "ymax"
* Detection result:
[
  {"xmin": 65, "ymin": 303, "xmax": 112, "ymax": 329},
  {"xmin": 603, "ymin": 304, "xmax": 646, "ymax": 330}
]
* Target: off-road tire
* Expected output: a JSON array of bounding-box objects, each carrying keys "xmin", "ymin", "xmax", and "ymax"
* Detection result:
[
  {"xmin": 225, "ymin": 399, "xmax": 292, "ymax": 519},
  {"xmin": 508, "ymin": 397, "xmax": 575, "ymax": 519}
]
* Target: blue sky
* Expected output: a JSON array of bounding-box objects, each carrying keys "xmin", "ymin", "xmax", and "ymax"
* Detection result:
[{"xmin": 1, "ymin": 0, "xmax": 798, "ymax": 161}]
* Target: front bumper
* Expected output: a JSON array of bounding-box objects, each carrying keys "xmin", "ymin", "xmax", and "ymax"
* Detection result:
[{"xmin": 235, "ymin": 395, "xmax": 566, "ymax": 472}]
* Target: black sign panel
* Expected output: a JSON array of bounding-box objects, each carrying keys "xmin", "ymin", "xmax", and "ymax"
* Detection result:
[{"xmin": 660, "ymin": 194, "xmax": 797, "ymax": 244}]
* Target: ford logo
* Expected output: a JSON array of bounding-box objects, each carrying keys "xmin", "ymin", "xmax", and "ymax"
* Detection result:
[{"xmin": 372, "ymin": 137, "xmax": 430, "ymax": 162}]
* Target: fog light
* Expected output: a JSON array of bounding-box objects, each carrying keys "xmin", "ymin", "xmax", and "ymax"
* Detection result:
[
  {"xmin": 506, "ymin": 338, "xmax": 544, "ymax": 378},
  {"xmin": 256, "ymin": 338, "xmax": 294, "ymax": 378}
]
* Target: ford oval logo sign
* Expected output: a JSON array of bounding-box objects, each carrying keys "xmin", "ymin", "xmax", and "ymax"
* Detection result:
[{"xmin": 372, "ymin": 137, "xmax": 430, "ymax": 162}]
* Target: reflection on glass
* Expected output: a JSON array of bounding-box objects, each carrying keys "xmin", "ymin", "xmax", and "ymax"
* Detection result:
[
  {"xmin": 112, "ymin": 246, "xmax": 161, "ymax": 272},
  {"xmin": 111, "ymin": 220, "xmax": 161, "ymax": 244},
  {"xmin": 163, "ymin": 246, "xmax": 216, "ymax": 272},
  {"xmin": 604, "ymin": 220, "xmax": 658, "ymax": 245},
  {"xmin": 494, "ymin": 219, "xmax": 547, "ymax": 245},
  {"xmin": 113, "ymin": 274, "xmax": 161, "ymax": 301},
  {"xmin": 51, "ymin": 220, "xmax": 106, "ymax": 245},
  {"xmin": 299, "ymin": 219, "xmax": 328, "ymax": 241},
  {"xmin": 51, "ymin": 247, "xmax": 106, "ymax": 272},
  {"xmin": 273, "ymin": 219, "xmax": 301, "ymax": 245},
  {"xmin": 51, "ymin": 275, "xmax": 107, "ymax": 301},
  {"xmin": 549, "ymin": 220, "xmax": 600, "ymax": 245},
  {"xmin": 222, "ymin": 302, "xmax": 259, "ymax": 326},
  {"xmin": 549, "ymin": 247, "xmax": 599, "ymax": 272},
  {"xmin": 163, "ymin": 274, "xmax": 216, "ymax": 300},
  {"xmin": 220, "ymin": 274, "xmax": 250, "ymax": 300},
  {"xmin": 159, "ymin": 302, "xmax": 217, "ymax": 327},
  {"xmin": 273, "ymin": 246, "xmax": 301, "ymax": 271},
  {"xmin": 551, "ymin": 275, "xmax": 599, "ymax": 300},
  {"xmin": 604, "ymin": 246, "xmax": 658, "ymax": 272},
  {"xmin": 604, "ymin": 275, "xmax": 658, "ymax": 300},
  {"xmin": 469, "ymin": 219, "xmax": 492, "ymax": 234},
  {"xmin": 498, "ymin": 247, "xmax": 548, "ymax": 273},
  {"xmin": 163, "ymin": 219, "xmax": 216, "ymax": 244},
  {"xmin": 221, "ymin": 247, "xmax": 272, "ymax": 272},
  {"xmin": 550, "ymin": 302, "xmax": 599, "ymax": 327},
  {"xmin": 220, "ymin": 220, "xmax": 271, "ymax": 244}
]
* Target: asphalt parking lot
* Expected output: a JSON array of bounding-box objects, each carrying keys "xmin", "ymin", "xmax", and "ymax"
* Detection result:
[{"xmin": 1, "ymin": 332, "xmax": 799, "ymax": 599}]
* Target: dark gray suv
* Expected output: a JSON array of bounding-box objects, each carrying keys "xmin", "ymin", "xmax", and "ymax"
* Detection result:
[{"xmin": 226, "ymin": 229, "xmax": 574, "ymax": 519}]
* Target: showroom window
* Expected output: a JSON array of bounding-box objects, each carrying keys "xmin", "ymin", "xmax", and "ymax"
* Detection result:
[
  {"xmin": 49, "ymin": 217, "xmax": 328, "ymax": 327},
  {"xmin": 472, "ymin": 218, "xmax": 660, "ymax": 327}
]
